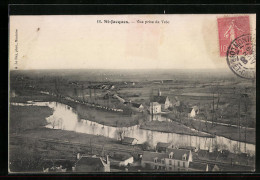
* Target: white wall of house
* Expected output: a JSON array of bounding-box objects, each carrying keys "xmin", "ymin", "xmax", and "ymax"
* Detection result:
[
  {"xmin": 150, "ymin": 103, "xmax": 161, "ymax": 114},
  {"xmin": 132, "ymin": 139, "xmax": 138, "ymax": 145},
  {"xmin": 165, "ymin": 158, "xmax": 189, "ymax": 169},
  {"xmin": 119, "ymin": 157, "xmax": 134, "ymax": 167},
  {"xmin": 141, "ymin": 151, "xmax": 193, "ymax": 171},
  {"xmin": 188, "ymin": 109, "xmax": 196, "ymax": 118},
  {"xmin": 164, "ymin": 97, "xmax": 171, "ymax": 109},
  {"xmin": 132, "ymin": 105, "xmax": 144, "ymax": 112}
]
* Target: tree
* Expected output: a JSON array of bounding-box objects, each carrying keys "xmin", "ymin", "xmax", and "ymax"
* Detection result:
[
  {"xmin": 122, "ymin": 105, "xmax": 133, "ymax": 116},
  {"xmin": 48, "ymin": 116, "xmax": 58, "ymax": 129},
  {"xmin": 233, "ymin": 143, "xmax": 240, "ymax": 154},
  {"xmin": 212, "ymin": 139, "xmax": 220, "ymax": 152},
  {"xmin": 141, "ymin": 141, "xmax": 152, "ymax": 151},
  {"xmin": 115, "ymin": 128, "xmax": 125, "ymax": 142}
]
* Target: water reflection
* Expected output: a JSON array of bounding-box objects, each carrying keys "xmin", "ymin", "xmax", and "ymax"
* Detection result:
[{"xmin": 11, "ymin": 101, "xmax": 255, "ymax": 155}]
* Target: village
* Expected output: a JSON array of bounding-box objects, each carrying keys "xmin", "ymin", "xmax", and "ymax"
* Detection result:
[{"xmin": 9, "ymin": 70, "xmax": 256, "ymax": 172}]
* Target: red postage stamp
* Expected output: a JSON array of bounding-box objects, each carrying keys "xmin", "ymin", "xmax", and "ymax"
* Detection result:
[{"xmin": 217, "ymin": 16, "xmax": 250, "ymax": 56}]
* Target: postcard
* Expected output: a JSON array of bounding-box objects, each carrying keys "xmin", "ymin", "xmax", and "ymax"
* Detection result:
[{"xmin": 9, "ymin": 14, "xmax": 256, "ymax": 173}]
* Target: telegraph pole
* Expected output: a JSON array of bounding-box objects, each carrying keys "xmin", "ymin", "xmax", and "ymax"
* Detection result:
[
  {"xmin": 150, "ymin": 88, "xmax": 154, "ymax": 121},
  {"xmin": 81, "ymin": 85, "xmax": 85, "ymax": 102},
  {"xmin": 238, "ymin": 92, "xmax": 241, "ymax": 150},
  {"xmin": 212, "ymin": 89, "xmax": 215, "ymax": 127},
  {"xmin": 89, "ymin": 89, "xmax": 92, "ymax": 103},
  {"xmin": 93, "ymin": 88, "xmax": 96, "ymax": 104}
]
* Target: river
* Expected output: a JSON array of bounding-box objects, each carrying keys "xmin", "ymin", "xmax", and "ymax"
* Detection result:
[{"xmin": 11, "ymin": 101, "xmax": 255, "ymax": 155}]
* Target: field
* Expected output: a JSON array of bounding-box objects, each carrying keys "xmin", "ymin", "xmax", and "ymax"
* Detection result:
[
  {"xmin": 140, "ymin": 121, "xmax": 213, "ymax": 138},
  {"xmin": 10, "ymin": 105, "xmax": 53, "ymax": 134},
  {"xmin": 166, "ymin": 114, "xmax": 255, "ymax": 144}
]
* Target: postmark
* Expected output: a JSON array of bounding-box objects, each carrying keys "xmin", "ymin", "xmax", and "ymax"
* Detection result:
[{"xmin": 226, "ymin": 34, "xmax": 256, "ymax": 79}]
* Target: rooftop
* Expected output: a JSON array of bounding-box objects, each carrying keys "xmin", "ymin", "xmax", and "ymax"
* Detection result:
[
  {"xmin": 131, "ymin": 103, "xmax": 142, "ymax": 108},
  {"xmin": 122, "ymin": 137, "xmax": 137, "ymax": 144},
  {"xmin": 110, "ymin": 152, "xmax": 133, "ymax": 161},
  {"xmin": 142, "ymin": 148, "xmax": 191, "ymax": 162},
  {"xmin": 150, "ymin": 102, "xmax": 161, "ymax": 106},
  {"xmin": 156, "ymin": 142, "xmax": 171, "ymax": 148},
  {"xmin": 167, "ymin": 148, "xmax": 191, "ymax": 161},
  {"xmin": 178, "ymin": 146, "xmax": 196, "ymax": 151},
  {"xmin": 75, "ymin": 155, "xmax": 107, "ymax": 168},
  {"xmin": 142, "ymin": 151, "xmax": 168, "ymax": 162},
  {"xmin": 152, "ymin": 96, "xmax": 168, "ymax": 104},
  {"xmin": 189, "ymin": 162, "xmax": 208, "ymax": 171}
]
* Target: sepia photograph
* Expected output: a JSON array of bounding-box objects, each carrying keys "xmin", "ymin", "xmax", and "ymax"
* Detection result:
[{"xmin": 8, "ymin": 14, "xmax": 256, "ymax": 173}]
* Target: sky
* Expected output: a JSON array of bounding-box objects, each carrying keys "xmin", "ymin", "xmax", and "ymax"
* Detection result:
[{"xmin": 9, "ymin": 14, "xmax": 256, "ymax": 70}]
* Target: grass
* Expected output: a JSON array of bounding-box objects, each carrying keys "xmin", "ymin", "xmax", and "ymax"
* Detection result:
[
  {"xmin": 166, "ymin": 114, "xmax": 255, "ymax": 144},
  {"xmin": 9, "ymin": 97, "xmax": 255, "ymax": 172},
  {"xmin": 9, "ymin": 105, "xmax": 53, "ymax": 134},
  {"xmin": 10, "ymin": 89, "xmax": 142, "ymax": 127},
  {"xmin": 139, "ymin": 121, "xmax": 213, "ymax": 138},
  {"xmin": 8, "ymin": 104, "xmax": 143, "ymax": 172}
]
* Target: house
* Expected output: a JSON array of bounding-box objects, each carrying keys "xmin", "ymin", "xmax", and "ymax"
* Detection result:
[
  {"xmin": 172, "ymin": 96, "xmax": 181, "ymax": 107},
  {"xmin": 74, "ymin": 155, "xmax": 110, "ymax": 172},
  {"xmin": 141, "ymin": 149, "xmax": 193, "ymax": 171},
  {"xmin": 173, "ymin": 100, "xmax": 181, "ymax": 107},
  {"xmin": 109, "ymin": 85, "xmax": 115, "ymax": 90},
  {"xmin": 220, "ymin": 149, "xmax": 230, "ymax": 158},
  {"xmin": 121, "ymin": 137, "xmax": 138, "ymax": 145},
  {"xmin": 208, "ymin": 164, "xmax": 220, "ymax": 172},
  {"xmin": 141, "ymin": 151, "xmax": 168, "ymax": 170},
  {"xmin": 156, "ymin": 142, "xmax": 171, "ymax": 153},
  {"xmin": 152, "ymin": 89, "xmax": 172, "ymax": 111},
  {"xmin": 188, "ymin": 162, "xmax": 209, "ymax": 171},
  {"xmin": 131, "ymin": 103, "xmax": 144, "ymax": 112},
  {"xmin": 110, "ymin": 152, "xmax": 134, "ymax": 167},
  {"xmin": 149, "ymin": 102, "xmax": 161, "ymax": 114},
  {"xmin": 42, "ymin": 159, "xmax": 73, "ymax": 172},
  {"xmin": 188, "ymin": 106, "xmax": 199, "ymax": 118},
  {"xmin": 150, "ymin": 114, "xmax": 165, "ymax": 121},
  {"xmin": 165, "ymin": 149, "xmax": 193, "ymax": 171},
  {"xmin": 178, "ymin": 146, "xmax": 198, "ymax": 152},
  {"xmin": 123, "ymin": 101, "xmax": 131, "ymax": 105}
]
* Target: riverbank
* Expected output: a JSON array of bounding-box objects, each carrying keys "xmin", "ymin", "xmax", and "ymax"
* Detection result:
[
  {"xmin": 11, "ymin": 93, "xmax": 214, "ymax": 138},
  {"xmin": 139, "ymin": 121, "xmax": 214, "ymax": 138},
  {"xmin": 165, "ymin": 114, "xmax": 255, "ymax": 145},
  {"xmin": 9, "ymin": 102, "xmax": 143, "ymax": 154},
  {"xmin": 55, "ymin": 98, "xmax": 142, "ymax": 127},
  {"xmin": 10, "ymin": 90, "xmax": 140, "ymax": 127},
  {"xmin": 10, "ymin": 90, "xmax": 255, "ymax": 144}
]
